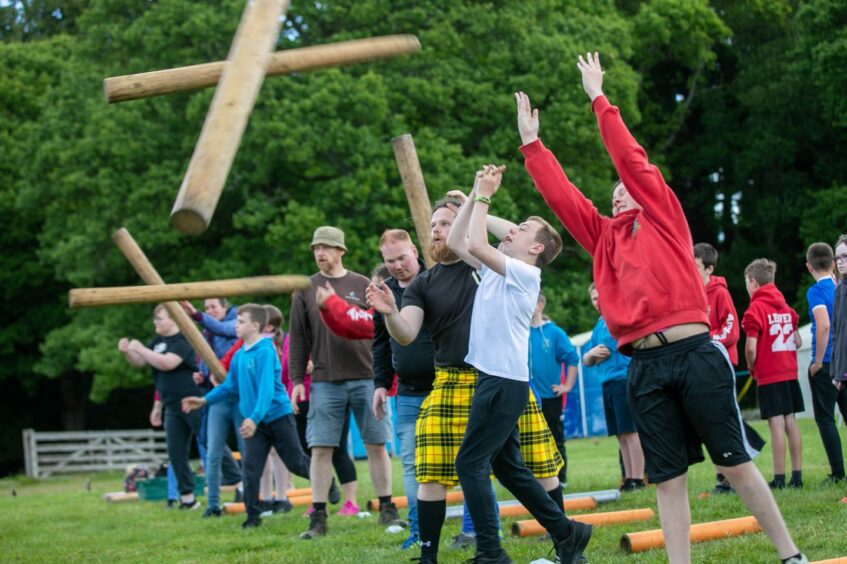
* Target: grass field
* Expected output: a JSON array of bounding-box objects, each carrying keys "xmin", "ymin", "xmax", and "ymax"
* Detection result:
[{"xmin": 1, "ymin": 418, "xmax": 845, "ymax": 563}]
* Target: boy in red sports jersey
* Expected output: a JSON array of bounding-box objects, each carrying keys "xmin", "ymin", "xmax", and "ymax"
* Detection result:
[
  {"xmin": 742, "ymin": 259, "xmax": 804, "ymax": 490},
  {"xmin": 515, "ymin": 52, "xmax": 805, "ymax": 564}
]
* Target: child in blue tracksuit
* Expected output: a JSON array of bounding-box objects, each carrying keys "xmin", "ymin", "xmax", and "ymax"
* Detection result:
[
  {"xmin": 183, "ymin": 304, "xmax": 312, "ymax": 528},
  {"xmin": 529, "ymin": 291, "xmax": 579, "ymax": 485},
  {"xmin": 583, "ymin": 284, "xmax": 645, "ymax": 490}
]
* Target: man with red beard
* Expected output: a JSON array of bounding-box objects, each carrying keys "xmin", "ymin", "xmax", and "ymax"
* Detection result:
[{"xmin": 368, "ymin": 197, "xmax": 563, "ymax": 564}]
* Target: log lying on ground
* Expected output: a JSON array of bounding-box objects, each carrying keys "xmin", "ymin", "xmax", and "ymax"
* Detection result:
[
  {"xmin": 104, "ymin": 35, "xmax": 421, "ymax": 103},
  {"xmin": 366, "ymin": 489, "xmax": 464, "ymax": 511},
  {"xmin": 620, "ymin": 516, "xmax": 761, "ymax": 553},
  {"xmin": 69, "ymin": 275, "xmax": 310, "ymax": 308},
  {"xmin": 511, "ymin": 508, "xmax": 655, "ymax": 537},
  {"xmin": 445, "ymin": 489, "xmax": 620, "ymax": 519},
  {"xmin": 222, "ymin": 494, "xmax": 312, "ymax": 514},
  {"xmin": 810, "ymin": 558, "xmax": 847, "ymax": 564},
  {"xmin": 170, "ymin": 0, "xmax": 288, "ymax": 235},
  {"xmin": 103, "ymin": 491, "xmax": 138, "ymax": 502},
  {"xmin": 498, "ymin": 496, "xmax": 597, "ymax": 518}
]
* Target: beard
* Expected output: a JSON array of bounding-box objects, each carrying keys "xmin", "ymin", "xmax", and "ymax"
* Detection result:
[{"xmin": 429, "ymin": 239, "xmax": 459, "ymax": 264}]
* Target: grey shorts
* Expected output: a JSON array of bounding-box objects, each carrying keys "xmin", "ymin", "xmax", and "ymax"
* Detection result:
[{"xmin": 307, "ymin": 379, "xmax": 390, "ymax": 447}]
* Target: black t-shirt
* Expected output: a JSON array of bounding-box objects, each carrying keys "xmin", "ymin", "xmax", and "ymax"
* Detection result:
[
  {"xmin": 402, "ymin": 261, "xmax": 479, "ymax": 367},
  {"xmin": 148, "ymin": 333, "xmax": 202, "ymax": 406}
]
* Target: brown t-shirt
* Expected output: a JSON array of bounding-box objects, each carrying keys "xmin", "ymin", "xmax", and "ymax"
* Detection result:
[{"xmin": 288, "ymin": 271, "xmax": 373, "ymax": 384}]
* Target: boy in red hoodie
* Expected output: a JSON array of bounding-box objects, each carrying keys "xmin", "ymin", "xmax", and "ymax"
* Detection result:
[
  {"xmin": 516, "ymin": 52, "xmax": 805, "ymax": 564},
  {"xmin": 694, "ymin": 242, "xmax": 767, "ymax": 495},
  {"xmin": 742, "ymin": 259, "xmax": 804, "ymax": 489}
]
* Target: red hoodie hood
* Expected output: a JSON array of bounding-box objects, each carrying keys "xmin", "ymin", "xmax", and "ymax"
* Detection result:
[
  {"xmin": 706, "ymin": 275, "xmax": 729, "ymax": 295},
  {"xmin": 750, "ymin": 283, "xmax": 788, "ymax": 309}
]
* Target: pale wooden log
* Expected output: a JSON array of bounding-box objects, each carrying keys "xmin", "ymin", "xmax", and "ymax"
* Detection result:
[
  {"xmin": 392, "ymin": 134, "xmax": 435, "ymax": 268},
  {"xmin": 170, "ymin": 0, "xmax": 289, "ymax": 235},
  {"xmin": 69, "ymin": 275, "xmax": 310, "ymax": 308},
  {"xmin": 111, "ymin": 228, "xmax": 226, "ymax": 381},
  {"xmin": 103, "ymin": 35, "xmax": 421, "ymax": 103}
]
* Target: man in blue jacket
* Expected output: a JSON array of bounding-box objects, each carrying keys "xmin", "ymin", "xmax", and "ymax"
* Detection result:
[
  {"xmin": 182, "ymin": 303, "xmax": 313, "ymax": 529},
  {"xmin": 529, "ymin": 291, "xmax": 579, "ymax": 486}
]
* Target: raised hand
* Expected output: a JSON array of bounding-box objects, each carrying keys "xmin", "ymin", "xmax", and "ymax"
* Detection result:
[
  {"xmin": 315, "ymin": 281, "xmax": 336, "ymax": 308},
  {"xmin": 515, "ymin": 91, "xmax": 539, "ymax": 145},
  {"xmin": 179, "ymin": 300, "xmax": 198, "ymax": 316},
  {"xmin": 366, "ymin": 281, "xmax": 398, "ymax": 315},
  {"xmin": 576, "ymin": 52, "xmax": 604, "ymax": 101},
  {"xmin": 475, "ymin": 164, "xmax": 506, "ymax": 198},
  {"xmin": 118, "ymin": 338, "xmax": 130, "ymax": 353}
]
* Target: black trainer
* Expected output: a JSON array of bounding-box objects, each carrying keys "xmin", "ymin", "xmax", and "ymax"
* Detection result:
[
  {"xmin": 300, "ymin": 509, "xmax": 328, "ymax": 539},
  {"xmin": 464, "ymin": 549, "xmax": 514, "ymax": 563},
  {"xmin": 179, "ymin": 499, "xmax": 202, "ymax": 511},
  {"xmin": 713, "ymin": 478, "xmax": 735, "ymax": 494},
  {"xmin": 555, "ymin": 521, "xmax": 592, "ymax": 564},
  {"xmin": 272, "ymin": 499, "xmax": 293, "ymax": 513},
  {"xmin": 822, "ymin": 474, "xmax": 845, "ymax": 485},
  {"xmin": 379, "ymin": 501, "xmax": 408, "ymax": 527},
  {"xmin": 242, "ymin": 517, "xmax": 261, "ymax": 529},
  {"xmin": 410, "ymin": 557, "xmax": 437, "ymax": 564},
  {"xmin": 328, "ymin": 478, "xmax": 341, "ymax": 505},
  {"xmin": 202, "ymin": 507, "xmax": 222, "ymax": 518},
  {"xmin": 769, "ymin": 478, "xmax": 786, "ymax": 490}
]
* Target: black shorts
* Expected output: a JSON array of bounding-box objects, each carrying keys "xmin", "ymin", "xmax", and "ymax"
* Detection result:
[
  {"xmin": 757, "ymin": 379, "xmax": 805, "ymax": 419},
  {"xmin": 602, "ymin": 378, "xmax": 636, "ymax": 435},
  {"xmin": 627, "ymin": 334, "xmax": 754, "ymax": 483}
]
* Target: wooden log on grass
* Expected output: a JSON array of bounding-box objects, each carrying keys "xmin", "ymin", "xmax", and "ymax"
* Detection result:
[
  {"xmin": 511, "ymin": 508, "xmax": 654, "ymax": 537},
  {"xmin": 103, "ymin": 35, "xmax": 421, "ymax": 103},
  {"xmin": 366, "ymin": 489, "xmax": 464, "ymax": 511},
  {"xmin": 620, "ymin": 516, "xmax": 761, "ymax": 554},
  {"xmin": 811, "ymin": 559, "xmax": 847, "ymax": 564},
  {"xmin": 170, "ymin": 0, "xmax": 289, "ymax": 235},
  {"xmin": 69, "ymin": 275, "xmax": 310, "ymax": 308},
  {"xmin": 112, "ymin": 228, "xmax": 226, "ymax": 381},
  {"xmin": 498, "ymin": 496, "xmax": 597, "ymax": 518},
  {"xmin": 392, "ymin": 134, "xmax": 435, "ymax": 268},
  {"xmin": 103, "ymin": 491, "xmax": 138, "ymax": 502},
  {"xmin": 222, "ymin": 494, "xmax": 311, "ymax": 515}
]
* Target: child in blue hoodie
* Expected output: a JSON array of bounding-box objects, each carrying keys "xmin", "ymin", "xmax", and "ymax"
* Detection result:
[{"xmin": 183, "ymin": 303, "xmax": 312, "ymax": 529}]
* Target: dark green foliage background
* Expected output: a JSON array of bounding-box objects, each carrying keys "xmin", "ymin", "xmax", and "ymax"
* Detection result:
[{"xmin": 1, "ymin": 0, "xmax": 845, "ymax": 470}]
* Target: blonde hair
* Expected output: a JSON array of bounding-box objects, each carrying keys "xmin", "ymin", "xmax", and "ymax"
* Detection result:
[
  {"xmin": 379, "ymin": 229, "xmax": 413, "ymax": 247},
  {"xmin": 744, "ymin": 259, "xmax": 776, "ymax": 285}
]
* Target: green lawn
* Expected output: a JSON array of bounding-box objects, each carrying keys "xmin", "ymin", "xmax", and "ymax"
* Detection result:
[{"xmin": 1, "ymin": 419, "xmax": 845, "ymax": 563}]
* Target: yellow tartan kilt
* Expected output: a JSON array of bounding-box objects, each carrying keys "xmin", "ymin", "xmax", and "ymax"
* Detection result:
[{"xmin": 415, "ymin": 367, "xmax": 563, "ymax": 487}]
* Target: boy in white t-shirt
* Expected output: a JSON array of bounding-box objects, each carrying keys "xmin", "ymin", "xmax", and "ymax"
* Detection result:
[{"xmin": 447, "ymin": 165, "xmax": 590, "ymax": 564}]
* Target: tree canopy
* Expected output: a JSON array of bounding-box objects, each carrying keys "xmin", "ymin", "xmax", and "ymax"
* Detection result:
[{"xmin": 2, "ymin": 0, "xmax": 845, "ymax": 411}]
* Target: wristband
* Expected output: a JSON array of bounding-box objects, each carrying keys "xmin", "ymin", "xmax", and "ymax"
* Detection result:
[{"xmin": 474, "ymin": 194, "xmax": 492, "ymax": 205}]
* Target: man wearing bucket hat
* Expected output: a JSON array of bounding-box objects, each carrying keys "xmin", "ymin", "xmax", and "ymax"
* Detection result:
[{"xmin": 289, "ymin": 226, "xmax": 404, "ymax": 540}]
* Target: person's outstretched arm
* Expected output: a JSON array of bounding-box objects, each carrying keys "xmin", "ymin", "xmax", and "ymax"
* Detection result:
[
  {"xmin": 577, "ymin": 52, "xmax": 688, "ymax": 240},
  {"xmin": 516, "ymin": 91, "xmax": 608, "ymax": 255},
  {"xmin": 445, "ymin": 186, "xmax": 483, "ymax": 270},
  {"xmin": 467, "ymin": 165, "xmax": 508, "ymax": 275},
  {"xmin": 367, "ymin": 282, "xmax": 424, "ymax": 346}
]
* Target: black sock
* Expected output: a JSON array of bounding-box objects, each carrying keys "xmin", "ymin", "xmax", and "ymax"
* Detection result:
[
  {"xmin": 716, "ymin": 472, "xmax": 726, "ymax": 483},
  {"xmin": 547, "ymin": 486, "xmax": 565, "ymax": 514},
  {"xmin": 418, "ymin": 499, "xmax": 446, "ymax": 559},
  {"xmin": 782, "ymin": 553, "xmax": 802, "ymax": 564},
  {"xmin": 772, "ymin": 474, "xmax": 785, "ymax": 484},
  {"xmin": 312, "ymin": 502, "xmax": 326, "ymax": 513},
  {"xmin": 790, "ymin": 470, "xmax": 802, "ymax": 482},
  {"xmin": 378, "ymin": 495, "xmax": 392, "ymax": 507}
]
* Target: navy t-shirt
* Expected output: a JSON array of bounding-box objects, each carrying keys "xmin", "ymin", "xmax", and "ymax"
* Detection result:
[{"xmin": 148, "ymin": 333, "xmax": 202, "ymax": 406}]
